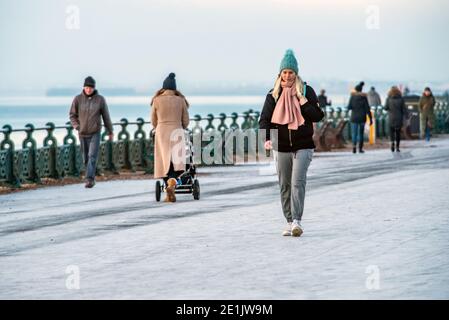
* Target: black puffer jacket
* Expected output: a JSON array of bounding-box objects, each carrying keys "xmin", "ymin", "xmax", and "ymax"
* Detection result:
[
  {"xmin": 347, "ymin": 92, "xmax": 373, "ymax": 124},
  {"xmin": 258, "ymin": 85, "xmax": 325, "ymax": 152},
  {"xmin": 384, "ymin": 95, "xmax": 408, "ymax": 128}
]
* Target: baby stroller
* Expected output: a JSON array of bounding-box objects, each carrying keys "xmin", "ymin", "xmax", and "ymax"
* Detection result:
[{"xmin": 154, "ymin": 129, "xmax": 200, "ymax": 201}]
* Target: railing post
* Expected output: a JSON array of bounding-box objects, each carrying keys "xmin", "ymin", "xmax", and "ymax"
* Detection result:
[
  {"xmin": 191, "ymin": 115, "xmax": 202, "ymax": 168},
  {"xmin": 192, "ymin": 114, "xmax": 203, "ymax": 135},
  {"xmin": 0, "ymin": 125, "xmax": 20, "ymax": 187},
  {"xmin": 344, "ymin": 109, "xmax": 351, "ymax": 141},
  {"xmin": 241, "ymin": 111, "xmax": 251, "ymax": 130},
  {"xmin": 217, "ymin": 113, "xmax": 228, "ymax": 132},
  {"xmin": 335, "ymin": 107, "xmax": 342, "ymax": 121},
  {"xmin": 63, "ymin": 121, "xmax": 79, "ymax": 177},
  {"xmin": 230, "ymin": 112, "xmax": 239, "ymax": 130},
  {"xmin": 252, "ymin": 111, "xmax": 260, "ymax": 129},
  {"xmin": 328, "ymin": 107, "xmax": 336, "ymax": 127},
  {"xmin": 43, "ymin": 122, "xmax": 59, "ymax": 179},
  {"xmin": 205, "ymin": 114, "xmax": 215, "ymax": 131},
  {"xmin": 22, "ymin": 123, "xmax": 40, "ymax": 183},
  {"xmin": 117, "ymin": 118, "xmax": 132, "ymax": 170},
  {"xmin": 132, "ymin": 117, "xmax": 147, "ymax": 171}
]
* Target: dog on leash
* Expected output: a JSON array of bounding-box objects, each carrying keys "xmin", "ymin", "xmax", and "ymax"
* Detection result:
[{"xmin": 164, "ymin": 178, "xmax": 177, "ymax": 202}]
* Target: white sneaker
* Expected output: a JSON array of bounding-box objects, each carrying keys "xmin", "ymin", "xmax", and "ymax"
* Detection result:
[
  {"xmin": 291, "ymin": 220, "xmax": 303, "ymax": 237},
  {"xmin": 282, "ymin": 222, "xmax": 292, "ymax": 236}
]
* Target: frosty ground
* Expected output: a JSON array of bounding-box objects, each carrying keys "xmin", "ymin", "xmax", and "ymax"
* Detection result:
[{"xmin": 0, "ymin": 137, "xmax": 448, "ymax": 299}]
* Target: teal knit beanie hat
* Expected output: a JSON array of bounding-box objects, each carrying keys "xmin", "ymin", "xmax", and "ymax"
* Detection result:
[{"xmin": 279, "ymin": 49, "xmax": 299, "ymax": 74}]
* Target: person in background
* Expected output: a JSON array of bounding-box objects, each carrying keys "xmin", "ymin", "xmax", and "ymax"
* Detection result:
[
  {"xmin": 69, "ymin": 76, "xmax": 114, "ymax": 188},
  {"xmin": 318, "ymin": 89, "xmax": 332, "ymax": 111},
  {"xmin": 347, "ymin": 81, "xmax": 373, "ymax": 154},
  {"xmin": 367, "ymin": 86, "xmax": 382, "ymax": 107},
  {"xmin": 384, "ymin": 86, "xmax": 408, "ymax": 152},
  {"xmin": 418, "ymin": 87, "xmax": 436, "ymax": 141}
]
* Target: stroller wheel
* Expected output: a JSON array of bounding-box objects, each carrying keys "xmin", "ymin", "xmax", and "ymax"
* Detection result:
[
  {"xmin": 193, "ymin": 179, "xmax": 200, "ymax": 200},
  {"xmin": 155, "ymin": 180, "xmax": 162, "ymax": 202}
]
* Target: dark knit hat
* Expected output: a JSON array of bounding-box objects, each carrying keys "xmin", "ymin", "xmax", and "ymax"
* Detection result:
[
  {"xmin": 162, "ymin": 73, "xmax": 177, "ymax": 90},
  {"xmin": 84, "ymin": 76, "xmax": 96, "ymax": 88},
  {"xmin": 355, "ymin": 81, "xmax": 365, "ymax": 92}
]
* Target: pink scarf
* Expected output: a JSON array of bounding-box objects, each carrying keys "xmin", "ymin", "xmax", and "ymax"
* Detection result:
[{"xmin": 271, "ymin": 80, "xmax": 306, "ymax": 130}]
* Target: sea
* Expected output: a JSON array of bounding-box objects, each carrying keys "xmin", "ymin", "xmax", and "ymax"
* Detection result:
[{"xmin": 0, "ymin": 95, "xmax": 348, "ymax": 148}]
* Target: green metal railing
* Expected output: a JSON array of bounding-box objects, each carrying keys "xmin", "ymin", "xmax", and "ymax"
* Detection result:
[
  {"xmin": 0, "ymin": 110, "xmax": 260, "ymax": 188},
  {"xmin": 2, "ymin": 101, "xmax": 449, "ymax": 188}
]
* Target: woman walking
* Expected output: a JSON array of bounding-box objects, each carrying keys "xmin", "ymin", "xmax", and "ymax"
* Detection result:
[
  {"xmin": 418, "ymin": 87, "xmax": 436, "ymax": 141},
  {"xmin": 150, "ymin": 73, "xmax": 190, "ymax": 201},
  {"xmin": 384, "ymin": 86, "xmax": 408, "ymax": 152},
  {"xmin": 259, "ymin": 49, "xmax": 325, "ymax": 237},
  {"xmin": 347, "ymin": 82, "xmax": 373, "ymax": 154}
]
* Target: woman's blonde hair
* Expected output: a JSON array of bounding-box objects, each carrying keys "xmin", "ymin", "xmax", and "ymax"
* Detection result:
[
  {"xmin": 272, "ymin": 74, "xmax": 305, "ymax": 101},
  {"xmin": 151, "ymin": 89, "xmax": 190, "ymax": 107}
]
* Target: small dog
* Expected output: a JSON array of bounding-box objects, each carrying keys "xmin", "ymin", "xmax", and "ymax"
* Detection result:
[{"xmin": 164, "ymin": 178, "xmax": 177, "ymax": 203}]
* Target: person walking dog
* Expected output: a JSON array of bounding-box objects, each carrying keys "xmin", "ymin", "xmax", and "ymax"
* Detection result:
[{"xmin": 259, "ymin": 49, "xmax": 325, "ymax": 237}]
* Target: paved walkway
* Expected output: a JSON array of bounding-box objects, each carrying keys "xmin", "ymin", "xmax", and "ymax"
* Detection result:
[{"xmin": 1, "ymin": 137, "xmax": 448, "ymax": 299}]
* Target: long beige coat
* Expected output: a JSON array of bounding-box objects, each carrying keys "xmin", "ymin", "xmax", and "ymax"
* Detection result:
[{"xmin": 151, "ymin": 90, "xmax": 190, "ymax": 178}]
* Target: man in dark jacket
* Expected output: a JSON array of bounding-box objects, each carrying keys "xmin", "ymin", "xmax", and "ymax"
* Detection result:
[
  {"xmin": 347, "ymin": 81, "xmax": 373, "ymax": 153},
  {"xmin": 318, "ymin": 89, "xmax": 332, "ymax": 111},
  {"xmin": 69, "ymin": 76, "xmax": 114, "ymax": 188}
]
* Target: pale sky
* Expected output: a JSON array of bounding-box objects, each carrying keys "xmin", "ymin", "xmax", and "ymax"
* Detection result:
[{"xmin": 1, "ymin": 0, "xmax": 448, "ymax": 95}]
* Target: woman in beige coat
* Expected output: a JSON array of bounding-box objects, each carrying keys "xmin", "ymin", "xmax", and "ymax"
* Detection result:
[{"xmin": 150, "ymin": 73, "xmax": 190, "ymax": 182}]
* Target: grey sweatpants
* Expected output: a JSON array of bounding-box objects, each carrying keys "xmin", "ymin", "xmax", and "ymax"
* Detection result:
[{"xmin": 274, "ymin": 149, "xmax": 314, "ymax": 222}]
